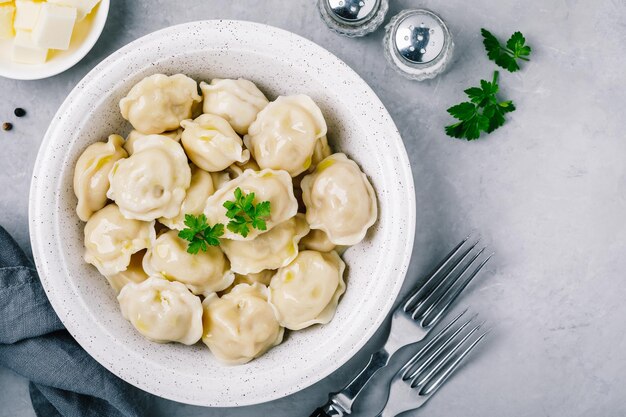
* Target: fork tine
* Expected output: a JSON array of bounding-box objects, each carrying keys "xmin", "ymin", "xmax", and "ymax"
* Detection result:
[
  {"xmin": 405, "ymin": 315, "xmax": 476, "ymax": 381},
  {"xmin": 411, "ymin": 321, "xmax": 483, "ymax": 388},
  {"xmin": 422, "ymin": 252, "xmax": 493, "ymax": 328},
  {"xmin": 402, "ymin": 236, "xmax": 470, "ymax": 312},
  {"xmin": 411, "ymin": 244, "xmax": 483, "ymax": 323},
  {"xmin": 419, "ymin": 330, "xmax": 489, "ymax": 397},
  {"xmin": 399, "ymin": 309, "xmax": 468, "ymax": 380}
]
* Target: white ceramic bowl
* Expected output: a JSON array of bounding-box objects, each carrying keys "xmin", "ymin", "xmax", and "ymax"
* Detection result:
[
  {"xmin": 0, "ymin": 0, "xmax": 109, "ymax": 80},
  {"xmin": 29, "ymin": 20, "xmax": 415, "ymax": 406}
]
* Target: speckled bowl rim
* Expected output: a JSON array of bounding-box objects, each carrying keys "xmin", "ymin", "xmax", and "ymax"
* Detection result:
[{"xmin": 29, "ymin": 20, "xmax": 416, "ymax": 406}]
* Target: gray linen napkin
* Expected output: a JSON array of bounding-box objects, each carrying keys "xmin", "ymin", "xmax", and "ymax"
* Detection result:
[{"xmin": 0, "ymin": 226, "xmax": 146, "ymax": 417}]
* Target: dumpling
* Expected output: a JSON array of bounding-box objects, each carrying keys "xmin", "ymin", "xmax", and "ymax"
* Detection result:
[
  {"xmin": 244, "ymin": 95, "xmax": 327, "ymax": 177},
  {"xmin": 301, "ymin": 153, "xmax": 377, "ymax": 245},
  {"xmin": 73, "ymin": 134, "xmax": 128, "ymax": 222},
  {"xmin": 200, "ymin": 78, "xmax": 269, "ymax": 135},
  {"xmin": 220, "ymin": 270, "xmax": 275, "ymax": 296},
  {"xmin": 308, "ymin": 135, "xmax": 332, "ymax": 173},
  {"xmin": 202, "ymin": 283, "xmax": 283, "ymax": 364},
  {"xmin": 107, "ymin": 136, "xmax": 191, "ymax": 221},
  {"xmin": 209, "ymin": 171, "xmax": 232, "ymax": 191},
  {"xmin": 299, "ymin": 229, "xmax": 336, "ymax": 253},
  {"xmin": 208, "ymin": 158, "xmax": 261, "ymax": 192},
  {"xmin": 143, "ymin": 230, "xmax": 234, "ymax": 296},
  {"xmin": 119, "ymin": 73, "xmax": 202, "ymax": 134},
  {"xmin": 118, "ymin": 276, "xmax": 203, "ymax": 345},
  {"xmin": 84, "ymin": 204, "xmax": 155, "ymax": 276},
  {"xmin": 233, "ymin": 270, "xmax": 274, "ymax": 287},
  {"xmin": 225, "ymin": 157, "xmax": 260, "ymax": 179},
  {"xmin": 269, "ymin": 250, "xmax": 346, "ymax": 330},
  {"xmin": 104, "ymin": 250, "xmax": 149, "ymax": 293},
  {"xmin": 220, "ymin": 214, "xmax": 309, "ymax": 275},
  {"xmin": 180, "ymin": 114, "xmax": 250, "ymax": 172},
  {"xmin": 124, "ymin": 128, "xmax": 182, "ymax": 155},
  {"xmin": 204, "ymin": 169, "xmax": 298, "ymax": 241},
  {"xmin": 159, "ymin": 165, "xmax": 215, "ymax": 230}
]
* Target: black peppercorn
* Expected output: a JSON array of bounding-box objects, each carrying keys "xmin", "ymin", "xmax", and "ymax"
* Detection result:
[
  {"xmin": 2, "ymin": 122, "xmax": 12, "ymax": 131},
  {"xmin": 14, "ymin": 108, "xmax": 26, "ymax": 117}
]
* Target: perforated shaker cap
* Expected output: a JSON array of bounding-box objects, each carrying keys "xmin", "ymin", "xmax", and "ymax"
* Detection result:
[
  {"xmin": 318, "ymin": 0, "xmax": 389, "ymax": 37},
  {"xmin": 383, "ymin": 9, "xmax": 454, "ymax": 81}
]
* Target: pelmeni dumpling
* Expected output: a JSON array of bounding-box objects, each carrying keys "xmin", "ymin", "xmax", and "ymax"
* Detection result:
[
  {"xmin": 159, "ymin": 165, "xmax": 215, "ymax": 230},
  {"xmin": 200, "ymin": 78, "xmax": 269, "ymax": 135},
  {"xmin": 124, "ymin": 128, "xmax": 183, "ymax": 155},
  {"xmin": 301, "ymin": 153, "xmax": 377, "ymax": 245},
  {"xmin": 73, "ymin": 134, "xmax": 128, "ymax": 222},
  {"xmin": 220, "ymin": 270, "xmax": 275, "ymax": 295},
  {"xmin": 202, "ymin": 283, "xmax": 284, "ymax": 364},
  {"xmin": 119, "ymin": 74, "xmax": 202, "ymax": 134},
  {"xmin": 105, "ymin": 250, "xmax": 148, "ymax": 293},
  {"xmin": 308, "ymin": 135, "xmax": 332, "ymax": 173},
  {"xmin": 209, "ymin": 158, "xmax": 261, "ymax": 191},
  {"xmin": 221, "ymin": 214, "xmax": 309, "ymax": 275},
  {"xmin": 226, "ymin": 158, "xmax": 260, "ymax": 178},
  {"xmin": 244, "ymin": 95, "xmax": 327, "ymax": 177},
  {"xmin": 234, "ymin": 270, "xmax": 275, "ymax": 287},
  {"xmin": 84, "ymin": 204, "xmax": 155, "ymax": 276},
  {"xmin": 299, "ymin": 229, "xmax": 336, "ymax": 253},
  {"xmin": 269, "ymin": 250, "xmax": 346, "ymax": 330},
  {"xmin": 204, "ymin": 169, "xmax": 298, "ymax": 241},
  {"xmin": 107, "ymin": 136, "xmax": 191, "ymax": 221},
  {"xmin": 180, "ymin": 114, "xmax": 250, "ymax": 172},
  {"xmin": 143, "ymin": 230, "xmax": 234, "ymax": 296},
  {"xmin": 118, "ymin": 276, "xmax": 203, "ymax": 345}
]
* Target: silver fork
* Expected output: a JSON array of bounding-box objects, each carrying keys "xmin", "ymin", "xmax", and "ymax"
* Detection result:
[
  {"xmin": 310, "ymin": 237, "xmax": 493, "ymax": 417},
  {"xmin": 376, "ymin": 313, "xmax": 489, "ymax": 417}
]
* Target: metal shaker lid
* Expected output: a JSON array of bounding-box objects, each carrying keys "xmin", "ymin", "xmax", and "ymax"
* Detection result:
[
  {"xmin": 318, "ymin": 0, "xmax": 388, "ymax": 37},
  {"xmin": 383, "ymin": 9, "xmax": 454, "ymax": 80},
  {"xmin": 325, "ymin": 0, "xmax": 380, "ymax": 25}
]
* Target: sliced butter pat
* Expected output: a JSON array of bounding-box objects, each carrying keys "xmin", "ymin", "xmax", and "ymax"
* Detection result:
[
  {"xmin": 32, "ymin": 3, "xmax": 77, "ymax": 50},
  {"xmin": 14, "ymin": 0, "xmax": 42, "ymax": 31},
  {"xmin": 0, "ymin": 4, "xmax": 15, "ymax": 39},
  {"xmin": 12, "ymin": 30, "xmax": 48, "ymax": 64},
  {"xmin": 0, "ymin": 0, "xmax": 14, "ymax": 3},
  {"xmin": 46, "ymin": 0, "xmax": 100, "ymax": 21}
]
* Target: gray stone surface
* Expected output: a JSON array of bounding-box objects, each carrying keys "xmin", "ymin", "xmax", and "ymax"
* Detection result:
[{"xmin": 1, "ymin": 0, "xmax": 626, "ymax": 416}]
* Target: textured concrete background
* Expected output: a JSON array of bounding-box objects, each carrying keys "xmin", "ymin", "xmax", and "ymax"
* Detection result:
[{"xmin": 2, "ymin": 0, "xmax": 626, "ymax": 416}]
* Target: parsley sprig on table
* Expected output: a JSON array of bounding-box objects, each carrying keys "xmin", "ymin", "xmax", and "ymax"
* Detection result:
[
  {"xmin": 445, "ymin": 71, "xmax": 515, "ymax": 140},
  {"xmin": 178, "ymin": 214, "xmax": 224, "ymax": 254},
  {"xmin": 222, "ymin": 187, "xmax": 271, "ymax": 238},
  {"xmin": 481, "ymin": 29, "xmax": 531, "ymax": 72}
]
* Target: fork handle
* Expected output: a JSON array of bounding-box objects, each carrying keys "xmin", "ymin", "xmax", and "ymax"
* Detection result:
[{"xmin": 308, "ymin": 349, "xmax": 390, "ymax": 417}]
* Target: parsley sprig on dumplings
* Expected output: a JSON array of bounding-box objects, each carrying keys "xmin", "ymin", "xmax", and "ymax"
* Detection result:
[
  {"xmin": 223, "ymin": 187, "xmax": 271, "ymax": 238},
  {"xmin": 178, "ymin": 214, "xmax": 224, "ymax": 254}
]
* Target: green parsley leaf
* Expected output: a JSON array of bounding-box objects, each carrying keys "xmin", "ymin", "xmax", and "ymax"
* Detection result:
[
  {"xmin": 222, "ymin": 187, "xmax": 271, "ymax": 237},
  {"xmin": 444, "ymin": 71, "xmax": 515, "ymax": 141},
  {"xmin": 177, "ymin": 214, "xmax": 224, "ymax": 254},
  {"xmin": 481, "ymin": 28, "xmax": 531, "ymax": 72}
]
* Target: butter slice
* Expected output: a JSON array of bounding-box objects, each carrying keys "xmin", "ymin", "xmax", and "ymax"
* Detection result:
[
  {"xmin": 32, "ymin": 3, "xmax": 77, "ymax": 50},
  {"xmin": 13, "ymin": 30, "xmax": 48, "ymax": 64},
  {"xmin": 0, "ymin": 4, "xmax": 15, "ymax": 39},
  {"xmin": 0, "ymin": 0, "xmax": 14, "ymax": 3},
  {"xmin": 46, "ymin": 0, "xmax": 100, "ymax": 21},
  {"xmin": 14, "ymin": 0, "xmax": 42, "ymax": 31}
]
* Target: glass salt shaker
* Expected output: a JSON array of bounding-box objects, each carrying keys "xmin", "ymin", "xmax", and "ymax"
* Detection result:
[
  {"xmin": 383, "ymin": 9, "xmax": 454, "ymax": 81},
  {"xmin": 318, "ymin": 0, "xmax": 389, "ymax": 37}
]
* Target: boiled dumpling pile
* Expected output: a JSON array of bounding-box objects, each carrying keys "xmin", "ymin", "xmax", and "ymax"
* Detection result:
[{"xmin": 73, "ymin": 73, "xmax": 377, "ymax": 364}]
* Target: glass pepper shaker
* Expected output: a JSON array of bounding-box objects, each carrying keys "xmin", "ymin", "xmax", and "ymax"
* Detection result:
[
  {"xmin": 383, "ymin": 9, "xmax": 454, "ymax": 81},
  {"xmin": 318, "ymin": 0, "xmax": 389, "ymax": 37}
]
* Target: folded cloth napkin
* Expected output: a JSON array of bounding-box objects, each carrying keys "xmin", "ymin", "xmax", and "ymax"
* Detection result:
[{"xmin": 0, "ymin": 226, "xmax": 146, "ymax": 417}]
